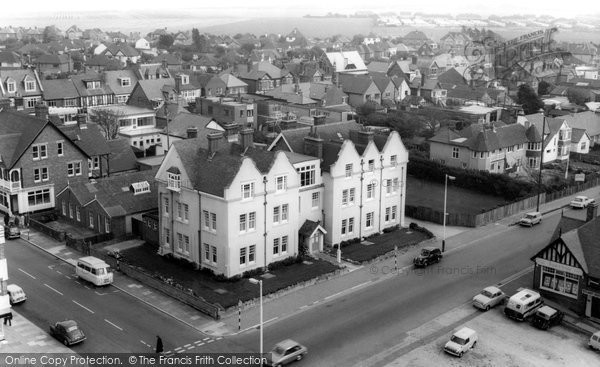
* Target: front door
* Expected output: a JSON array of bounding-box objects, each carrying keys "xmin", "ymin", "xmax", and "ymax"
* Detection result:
[
  {"xmin": 591, "ymin": 295, "xmax": 600, "ymax": 320},
  {"xmin": 310, "ymin": 233, "xmax": 320, "ymax": 253}
]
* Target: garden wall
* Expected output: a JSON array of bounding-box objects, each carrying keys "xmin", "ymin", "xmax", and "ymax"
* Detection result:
[{"xmin": 29, "ymin": 218, "xmax": 66, "ymax": 242}]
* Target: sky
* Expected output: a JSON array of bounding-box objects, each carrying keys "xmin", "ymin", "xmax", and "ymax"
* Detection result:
[{"xmin": 2, "ymin": 0, "xmax": 599, "ymax": 19}]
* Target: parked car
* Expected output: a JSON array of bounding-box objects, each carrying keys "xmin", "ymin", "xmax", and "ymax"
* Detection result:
[
  {"xmin": 3, "ymin": 224, "xmax": 20, "ymax": 239},
  {"xmin": 530, "ymin": 305, "xmax": 564, "ymax": 330},
  {"xmin": 570, "ymin": 196, "xmax": 595, "ymax": 209},
  {"xmin": 264, "ymin": 339, "xmax": 307, "ymax": 367},
  {"xmin": 472, "ymin": 286, "xmax": 505, "ymax": 311},
  {"xmin": 413, "ymin": 247, "xmax": 442, "ymax": 268},
  {"xmin": 519, "ymin": 212, "xmax": 542, "ymax": 227},
  {"xmin": 589, "ymin": 330, "xmax": 600, "ymax": 350},
  {"xmin": 444, "ymin": 327, "xmax": 478, "ymax": 357},
  {"xmin": 6, "ymin": 284, "xmax": 26, "ymax": 305},
  {"xmin": 49, "ymin": 320, "xmax": 86, "ymax": 346}
]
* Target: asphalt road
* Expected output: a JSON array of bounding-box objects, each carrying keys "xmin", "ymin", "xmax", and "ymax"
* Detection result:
[
  {"xmin": 222, "ymin": 209, "xmax": 566, "ymax": 366},
  {"xmin": 4, "ymin": 239, "xmax": 238, "ymax": 353}
]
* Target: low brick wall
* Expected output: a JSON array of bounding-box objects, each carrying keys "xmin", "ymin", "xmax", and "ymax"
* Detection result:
[
  {"xmin": 29, "ymin": 218, "xmax": 66, "ymax": 242},
  {"xmin": 117, "ymin": 262, "xmax": 221, "ymax": 320}
]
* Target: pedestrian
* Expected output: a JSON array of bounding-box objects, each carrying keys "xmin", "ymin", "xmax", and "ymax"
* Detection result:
[
  {"xmin": 155, "ymin": 335, "xmax": 163, "ymax": 354},
  {"xmin": 3, "ymin": 314, "xmax": 11, "ymax": 326}
]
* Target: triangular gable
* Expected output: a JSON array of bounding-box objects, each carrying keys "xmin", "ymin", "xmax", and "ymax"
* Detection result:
[
  {"xmin": 530, "ymin": 237, "xmax": 586, "ymax": 275},
  {"xmin": 267, "ymin": 133, "xmax": 293, "ymax": 152}
]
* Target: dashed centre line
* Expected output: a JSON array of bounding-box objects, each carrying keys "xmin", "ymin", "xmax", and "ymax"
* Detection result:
[
  {"xmin": 72, "ymin": 300, "xmax": 94, "ymax": 314},
  {"xmin": 104, "ymin": 319, "xmax": 123, "ymax": 331},
  {"xmin": 18, "ymin": 268, "xmax": 36, "ymax": 279},
  {"xmin": 44, "ymin": 284, "xmax": 63, "ymax": 296}
]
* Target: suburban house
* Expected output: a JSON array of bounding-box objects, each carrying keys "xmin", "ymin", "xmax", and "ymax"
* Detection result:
[
  {"xmin": 65, "ymin": 25, "xmax": 83, "ymax": 40},
  {"xmin": 236, "ymin": 62, "xmax": 293, "ymax": 94},
  {"xmin": 166, "ymin": 73, "xmax": 202, "ymax": 106},
  {"xmin": 40, "ymin": 79, "xmax": 82, "ymax": 124},
  {"xmin": 153, "ymin": 54, "xmax": 182, "ymax": 71},
  {"xmin": 338, "ymin": 74, "xmax": 382, "ymax": 107},
  {"xmin": 284, "ymin": 61, "xmax": 327, "ymax": 83},
  {"xmin": 557, "ymin": 111, "xmax": 600, "ymax": 147},
  {"xmin": 0, "ymin": 51, "xmax": 22, "ymax": 68},
  {"xmin": 56, "ymin": 120, "xmax": 112, "ymax": 178},
  {"xmin": 84, "ymin": 55, "xmax": 122, "ymax": 72},
  {"xmin": 520, "ymin": 113, "xmax": 572, "ymax": 162},
  {"xmin": 71, "ymin": 72, "xmax": 115, "ymax": 108},
  {"xmin": 0, "ymin": 109, "xmax": 90, "ymax": 217},
  {"xmin": 155, "ymin": 129, "xmax": 324, "ymax": 277},
  {"xmin": 104, "ymin": 69, "xmax": 139, "ymax": 104},
  {"xmin": 321, "ymin": 51, "xmax": 368, "ymax": 77},
  {"xmin": 135, "ymin": 38, "xmax": 151, "ymax": 51},
  {"xmin": 156, "ymin": 112, "xmax": 218, "ymax": 155},
  {"xmin": 429, "ymin": 122, "xmax": 542, "ymax": 173},
  {"xmin": 135, "ymin": 63, "xmax": 172, "ymax": 80},
  {"xmin": 266, "ymin": 121, "xmax": 408, "ymax": 247},
  {"xmin": 127, "ymin": 78, "xmax": 175, "ymax": 110},
  {"xmin": 196, "ymin": 96, "xmax": 256, "ymax": 128},
  {"xmin": 56, "ymin": 168, "xmax": 158, "ymax": 238},
  {"xmin": 371, "ymin": 74, "xmax": 396, "ymax": 103},
  {"xmin": 570, "ymin": 128, "xmax": 591, "ymax": 154},
  {"xmin": 0, "ymin": 68, "xmax": 44, "ymax": 114},
  {"xmin": 35, "ymin": 54, "xmax": 72, "ymax": 76},
  {"xmin": 391, "ymin": 76, "xmax": 411, "ymax": 101},
  {"xmin": 531, "ymin": 207, "xmax": 600, "ymax": 322},
  {"xmin": 102, "ymin": 43, "xmax": 141, "ymax": 66}
]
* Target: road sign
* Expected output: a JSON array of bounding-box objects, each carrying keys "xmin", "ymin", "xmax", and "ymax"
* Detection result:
[{"xmin": 575, "ymin": 173, "xmax": 585, "ymax": 182}]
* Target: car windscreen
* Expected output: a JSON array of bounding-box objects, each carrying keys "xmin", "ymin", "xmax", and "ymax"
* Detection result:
[
  {"xmin": 450, "ymin": 335, "xmax": 467, "ymax": 345},
  {"xmin": 481, "ymin": 290, "xmax": 493, "ymax": 297}
]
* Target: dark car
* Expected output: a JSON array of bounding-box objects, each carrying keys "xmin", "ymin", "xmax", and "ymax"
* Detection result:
[
  {"xmin": 530, "ymin": 305, "xmax": 564, "ymax": 330},
  {"xmin": 49, "ymin": 320, "xmax": 86, "ymax": 346},
  {"xmin": 413, "ymin": 247, "xmax": 442, "ymax": 268},
  {"xmin": 3, "ymin": 224, "xmax": 20, "ymax": 240}
]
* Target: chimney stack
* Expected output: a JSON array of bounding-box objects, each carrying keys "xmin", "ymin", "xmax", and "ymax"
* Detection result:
[
  {"xmin": 303, "ymin": 127, "xmax": 323, "ymax": 159},
  {"xmin": 586, "ymin": 202, "xmax": 598, "ymax": 222},
  {"xmin": 186, "ymin": 127, "xmax": 198, "ymax": 139},
  {"xmin": 76, "ymin": 113, "xmax": 87, "ymax": 129},
  {"xmin": 35, "ymin": 103, "xmax": 49, "ymax": 121},
  {"xmin": 207, "ymin": 131, "xmax": 223, "ymax": 157},
  {"xmin": 223, "ymin": 123, "xmax": 240, "ymax": 142},
  {"xmin": 239, "ymin": 127, "xmax": 254, "ymax": 151},
  {"xmin": 350, "ymin": 129, "xmax": 374, "ymax": 146}
]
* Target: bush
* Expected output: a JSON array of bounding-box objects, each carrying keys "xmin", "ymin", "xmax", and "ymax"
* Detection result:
[
  {"xmin": 383, "ymin": 224, "xmax": 400, "ymax": 233},
  {"xmin": 197, "ymin": 267, "xmax": 241, "ymax": 283},
  {"xmin": 242, "ymin": 267, "xmax": 265, "ymax": 279},
  {"xmin": 409, "ymin": 222, "xmax": 434, "ymax": 238},
  {"xmin": 164, "ymin": 253, "xmax": 196, "ymax": 270},
  {"xmin": 267, "ymin": 255, "xmax": 303, "ymax": 271}
]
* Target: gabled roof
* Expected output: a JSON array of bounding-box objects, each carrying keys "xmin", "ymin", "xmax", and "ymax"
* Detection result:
[
  {"xmin": 0, "ymin": 51, "xmax": 21, "ymax": 64},
  {"xmin": 58, "ymin": 123, "xmax": 110, "ymax": 157},
  {"xmin": 171, "ymin": 137, "xmax": 279, "ymax": 197},
  {"xmin": 437, "ymin": 68, "xmax": 468, "ymax": 85},
  {"xmin": 135, "ymin": 78, "xmax": 175, "ymax": 102},
  {"xmin": 103, "ymin": 43, "xmax": 140, "ymax": 58},
  {"xmin": 0, "ymin": 69, "xmax": 42, "ymax": 97},
  {"xmin": 324, "ymin": 51, "xmax": 367, "ymax": 73},
  {"xmin": 274, "ymin": 120, "xmax": 362, "ymax": 154},
  {"xmin": 41, "ymin": 78, "xmax": 79, "ymax": 100},
  {"xmin": 163, "ymin": 112, "xmax": 217, "ymax": 139},
  {"xmin": 570, "ymin": 128, "xmax": 589, "ymax": 143},
  {"xmin": 219, "ymin": 73, "xmax": 247, "ymax": 88},
  {"xmin": 67, "ymin": 168, "xmax": 158, "ymax": 217},
  {"xmin": 36, "ymin": 54, "xmax": 69, "ymax": 65},
  {"xmin": 339, "ymin": 74, "xmax": 375, "ymax": 95},
  {"xmin": 103, "ymin": 69, "xmax": 139, "ymax": 95},
  {"xmin": 367, "ymin": 61, "xmax": 391, "ymax": 74},
  {"xmin": 558, "ymin": 111, "xmax": 600, "ymax": 137},
  {"xmin": 429, "ymin": 123, "xmax": 531, "ymax": 152},
  {"xmin": 106, "ymin": 139, "xmax": 138, "ymax": 173},
  {"xmin": 371, "ymin": 74, "xmax": 393, "ymax": 94},
  {"xmin": 71, "ymin": 72, "xmax": 113, "ymax": 97}
]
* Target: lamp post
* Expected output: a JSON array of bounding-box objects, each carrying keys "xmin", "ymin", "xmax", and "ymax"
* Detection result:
[
  {"xmin": 249, "ymin": 278, "xmax": 263, "ymax": 358},
  {"xmin": 536, "ymin": 108, "xmax": 546, "ymax": 212},
  {"xmin": 161, "ymin": 91, "xmax": 170, "ymax": 153},
  {"xmin": 442, "ymin": 174, "xmax": 455, "ymax": 252}
]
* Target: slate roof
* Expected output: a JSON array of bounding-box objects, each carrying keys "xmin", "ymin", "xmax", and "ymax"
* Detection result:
[
  {"xmin": 36, "ymin": 54, "xmax": 69, "ymax": 65},
  {"xmin": 219, "ymin": 74, "xmax": 247, "ymax": 88},
  {"xmin": 339, "ymin": 74, "xmax": 375, "ymax": 94},
  {"xmin": 371, "ymin": 74, "xmax": 393, "ymax": 94},
  {"xmin": 71, "ymin": 72, "xmax": 113, "ymax": 97},
  {"xmin": 106, "ymin": 139, "xmax": 138, "ymax": 173},
  {"xmin": 136, "ymin": 78, "xmax": 175, "ymax": 102},
  {"xmin": 276, "ymin": 120, "xmax": 363, "ymax": 154},
  {"xmin": 0, "ymin": 69, "xmax": 42, "ymax": 97},
  {"xmin": 164, "ymin": 112, "xmax": 217, "ymax": 140},
  {"xmin": 153, "ymin": 53, "xmax": 182, "ymax": 66},
  {"xmin": 103, "ymin": 70, "xmax": 139, "ymax": 96},
  {"xmin": 429, "ymin": 123, "xmax": 532, "ymax": 152},
  {"xmin": 570, "ymin": 128, "xmax": 588, "ymax": 143},
  {"xmin": 0, "ymin": 51, "xmax": 21, "ymax": 64},
  {"xmin": 299, "ymin": 219, "xmax": 324, "ymax": 237},
  {"xmin": 437, "ymin": 68, "xmax": 468, "ymax": 85},
  {"xmin": 67, "ymin": 168, "xmax": 158, "ymax": 217},
  {"xmin": 558, "ymin": 111, "xmax": 600, "ymax": 138},
  {"xmin": 41, "ymin": 78, "xmax": 79, "ymax": 100},
  {"xmin": 103, "ymin": 43, "xmax": 139, "ymax": 58},
  {"xmin": 136, "ymin": 63, "xmax": 172, "ymax": 79},
  {"xmin": 575, "ymin": 216, "xmax": 600, "ymax": 277},
  {"xmin": 57, "ymin": 123, "xmax": 110, "ymax": 157},
  {"xmin": 325, "ymin": 51, "xmax": 367, "ymax": 73},
  {"xmin": 171, "ymin": 137, "xmax": 279, "ymax": 197},
  {"xmin": 85, "ymin": 55, "xmax": 121, "ymax": 69}
]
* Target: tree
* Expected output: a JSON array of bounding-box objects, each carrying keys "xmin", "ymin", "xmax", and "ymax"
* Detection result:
[
  {"xmin": 516, "ymin": 84, "xmax": 544, "ymax": 115},
  {"xmin": 240, "ymin": 43, "xmax": 255, "ymax": 55},
  {"xmin": 567, "ymin": 88, "xmax": 590, "ymax": 106},
  {"xmin": 43, "ymin": 26, "xmax": 61, "ymax": 43},
  {"xmin": 537, "ymin": 80, "xmax": 553, "ymax": 96},
  {"xmin": 351, "ymin": 34, "xmax": 365, "ymax": 46},
  {"xmin": 158, "ymin": 34, "xmax": 174, "ymax": 49},
  {"xmin": 192, "ymin": 28, "xmax": 208, "ymax": 52},
  {"xmin": 89, "ymin": 108, "xmax": 126, "ymax": 140}
]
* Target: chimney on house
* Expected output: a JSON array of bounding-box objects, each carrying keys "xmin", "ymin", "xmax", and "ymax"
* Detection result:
[
  {"xmin": 586, "ymin": 202, "xmax": 598, "ymax": 222},
  {"xmin": 175, "ymin": 74, "xmax": 182, "ymax": 93},
  {"xmin": 350, "ymin": 129, "xmax": 374, "ymax": 146},
  {"xmin": 186, "ymin": 127, "xmax": 198, "ymax": 139},
  {"xmin": 517, "ymin": 110, "xmax": 528, "ymax": 127},
  {"xmin": 207, "ymin": 131, "xmax": 223, "ymax": 157},
  {"xmin": 303, "ymin": 127, "xmax": 323, "ymax": 159},
  {"xmin": 313, "ymin": 115, "xmax": 326, "ymax": 125},
  {"xmin": 35, "ymin": 103, "xmax": 49, "ymax": 121},
  {"xmin": 161, "ymin": 58, "xmax": 168, "ymax": 70},
  {"xmin": 239, "ymin": 127, "xmax": 254, "ymax": 151},
  {"xmin": 223, "ymin": 123, "xmax": 240, "ymax": 142},
  {"xmin": 76, "ymin": 113, "xmax": 87, "ymax": 129}
]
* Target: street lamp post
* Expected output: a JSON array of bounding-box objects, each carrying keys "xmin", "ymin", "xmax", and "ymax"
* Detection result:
[
  {"xmin": 442, "ymin": 174, "xmax": 456, "ymax": 252},
  {"xmin": 536, "ymin": 109, "xmax": 546, "ymax": 212},
  {"xmin": 249, "ymin": 278, "xmax": 263, "ymax": 357}
]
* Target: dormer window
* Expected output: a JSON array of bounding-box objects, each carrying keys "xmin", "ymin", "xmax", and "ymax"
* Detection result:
[
  {"xmin": 167, "ymin": 166, "xmax": 181, "ymax": 191},
  {"xmin": 6, "ymin": 78, "xmax": 16, "ymax": 93},
  {"xmin": 119, "ymin": 77, "xmax": 131, "ymax": 87},
  {"xmin": 131, "ymin": 181, "xmax": 150, "ymax": 195},
  {"xmin": 24, "ymin": 77, "xmax": 36, "ymax": 92},
  {"xmin": 181, "ymin": 75, "xmax": 189, "ymax": 85},
  {"xmin": 86, "ymin": 80, "xmax": 101, "ymax": 89}
]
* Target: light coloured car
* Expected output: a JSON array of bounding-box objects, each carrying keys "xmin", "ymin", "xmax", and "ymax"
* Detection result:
[
  {"xmin": 519, "ymin": 212, "xmax": 542, "ymax": 227},
  {"xmin": 472, "ymin": 286, "xmax": 505, "ymax": 311},
  {"xmin": 570, "ymin": 196, "xmax": 594, "ymax": 209},
  {"xmin": 7, "ymin": 284, "xmax": 26, "ymax": 305},
  {"xmin": 590, "ymin": 330, "xmax": 600, "ymax": 351},
  {"xmin": 444, "ymin": 327, "xmax": 477, "ymax": 357},
  {"xmin": 265, "ymin": 339, "xmax": 307, "ymax": 367}
]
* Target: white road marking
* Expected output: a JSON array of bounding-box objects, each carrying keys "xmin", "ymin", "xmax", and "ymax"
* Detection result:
[
  {"xmin": 140, "ymin": 340, "xmax": 152, "ymax": 348},
  {"xmin": 174, "ymin": 347, "xmax": 183, "ymax": 351},
  {"xmin": 187, "ymin": 346, "xmax": 195, "ymax": 349},
  {"xmin": 216, "ymin": 337, "xmax": 222, "ymax": 340},
  {"xmin": 202, "ymin": 337, "xmax": 210, "ymax": 341},
  {"xmin": 72, "ymin": 300, "xmax": 94, "ymax": 314},
  {"xmin": 206, "ymin": 339, "xmax": 214, "ymax": 344},
  {"xmin": 184, "ymin": 344, "xmax": 192, "ymax": 348},
  {"xmin": 56, "ymin": 270, "xmax": 63, "ymax": 275},
  {"xmin": 324, "ymin": 290, "xmax": 345, "ymax": 300},
  {"xmin": 197, "ymin": 342, "xmax": 205, "ymax": 346},
  {"xmin": 18, "ymin": 268, "xmax": 36, "ymax": 279},
  {"xmin": 350, "ymin": 281, "xmax": 371, "ymax": 290},
  {"xmin": 104, "ymin": 319, "xmax": 123, "ymax": 331},
  {"xmin": 498, "ymin": 267, "xmax": 533, "ymax": 286},
  {"xmin": 44, "ymin": 284, "xmax": 63, "ymax": 296}
]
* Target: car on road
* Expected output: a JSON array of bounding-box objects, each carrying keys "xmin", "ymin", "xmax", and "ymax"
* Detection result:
[
  {"xmin": 519, "ymin": 212, "xmax": 542, "ymax": 227},
  {"xmin": 49, "ymin": 320, "xmax": 86, "ymax": 346},
  {"xmin": 530, "ymin": 305, "xmax": 564, "ymax": 330},
  {"xmin": 504, "ymin": 288, "xmax": 544, "ymax": 321},
  {"xmin": 444, "ymin": 327, "xmax": 478, "ymax": 357},
  {"xmin": 264, "ymin": 339, "xmax": 307, "ymax": 367},
  {"xmin": 413, "ymin": 247, "xmax": 442, "ymax": 268},
  {"xmin": 6, "ymin": 284, "xmax": 26, "ymax": 305},
  {"xmin": 472, "ymin": 286, "xmax": 506, "ymax": 311},
  {"xmin": 570, "ymin": 196, "xmax": 595, "ymax": 209},
  {"xmin": 3, "ymin": 224, "xmax": 20, "ymax": 239},
  {"xmin": 590, "ymin": 331, "xmax": 600, "ymax": 351}
]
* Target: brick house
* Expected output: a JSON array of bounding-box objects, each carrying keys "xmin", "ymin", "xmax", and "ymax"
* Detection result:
[
  {"xmin": 0, "ymin": 68, "xmax": 44, "ymax": 114},
  {"xmin": 0, "ymin": 109, "xmax": 90, "ymax": 217}
]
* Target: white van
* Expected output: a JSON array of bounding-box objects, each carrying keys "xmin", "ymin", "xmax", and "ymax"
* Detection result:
[
  {"xmin": 590, "ymin": 331, "xmax": 600, "ymax": 351},
  {"xmin": 504, "ymin": 288, "xmax": 543, "ymax": 321},
  {"xmin": 444, "ymin": 327, "xmax": 478, "ymax": 357},
  {"xmin": 75, "ymin": 256, "xmax": 113, "ymax": 286},
  {"xmin": 7, "ymin": 284, "xmax": 27, "ymax": 304}
]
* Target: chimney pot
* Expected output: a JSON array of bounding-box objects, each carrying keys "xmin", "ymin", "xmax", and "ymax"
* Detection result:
[
  {"xmin": 207, "ymin": 131, "xmax": 224, "ymax": 156},
  {"xmin": 586, "ymin": 202, "xmax": 598, "ymax": 222},
  {"xmin": 240, "ymin": 127, "xmax": 254, "ymax": 150},
  {"xmin": 186, "ymin": 127, "xmax": 198, "ymax": 139}
]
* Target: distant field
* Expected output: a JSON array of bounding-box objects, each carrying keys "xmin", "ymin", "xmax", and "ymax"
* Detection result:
[{"xmin": 405, "ymin": 175, "xmax": 510, "ymax": 214}]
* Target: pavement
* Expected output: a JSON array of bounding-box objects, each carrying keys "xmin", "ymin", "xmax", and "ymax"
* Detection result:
[{"xmin": 2, "ymin": 185, "xmax": 600, "ymax": 353}]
